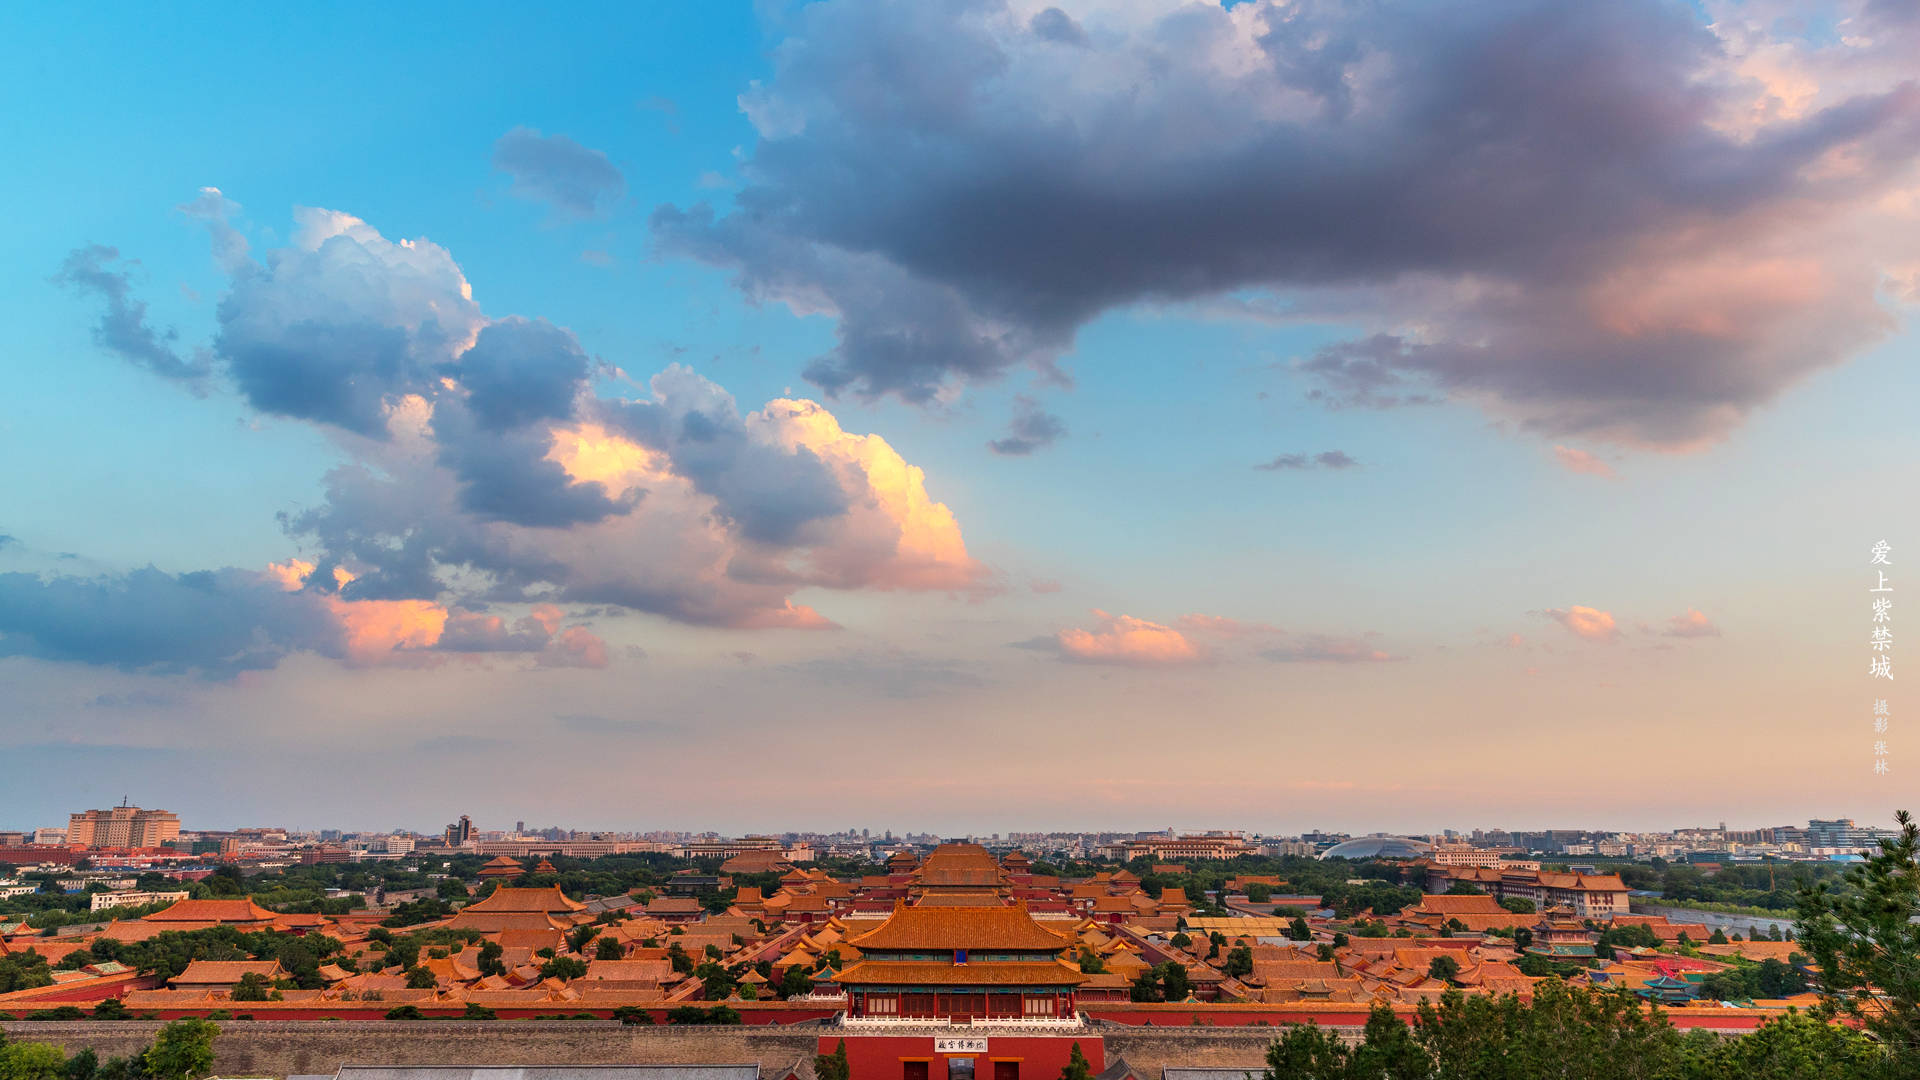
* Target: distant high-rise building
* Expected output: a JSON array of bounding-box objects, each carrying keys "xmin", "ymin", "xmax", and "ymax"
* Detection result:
[
  {"xmin": 444, "ymin": 814, "xmax": 474, "ymax": 846},
  {"xmin": 516, "ymin": 821, "xmax": 526, "ymax": 834},
  {"xmin": 67, "ymin": 805, "xmax": 181, "ymax": 849}
]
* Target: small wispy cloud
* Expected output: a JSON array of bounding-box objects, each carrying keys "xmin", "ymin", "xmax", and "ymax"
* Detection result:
[
  {"xmin": 1552, "ymin": 445, "xmax": 1615, "ymax": 477},
  {"xmin": 1662, "ymin": 609, "xmax": 1720, "ymax": 638},
  {"xmin": 988, "ymin": 396, "xmax": 1067, "ymax": 456},
  {"xmin": 1537, "ymin": 605, "xmax": 1620, "ymax": 642},
  {"xmin": 1254, "ymin": 450, "xmax": 1360, "ymax": 471}
]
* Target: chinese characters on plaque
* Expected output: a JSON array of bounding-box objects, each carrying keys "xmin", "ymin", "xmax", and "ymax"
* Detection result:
[{"xmin": 1869, "ymin": 540, "xmax": 1891, "ymax": 775}]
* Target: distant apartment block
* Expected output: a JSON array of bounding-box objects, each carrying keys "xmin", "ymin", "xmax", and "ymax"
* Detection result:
[
  {"xmin": 1432, "ymin": 845, "xmax": 1539, "ymax": 869},
  {"xmin": 67, "ymin": 806, "xmax": 181, "ymax": 849},
  {"xmin": 91, "ymin": 889, "xmax": 190, "ymax": 913},
  {"xmin": 1101, "ymin": 833, "xmax": 1261, "ymax": 861}
]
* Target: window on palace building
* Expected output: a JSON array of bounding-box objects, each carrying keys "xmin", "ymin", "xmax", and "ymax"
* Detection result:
[
  {"xmin": 949, "ymin": 1059, "xmax": 976, "ymax": 1080},
  {"xmin": 1024, "ymin": 997, "xmax": 1054, "ymax": 1015},
  {"xmin": 993, "ymin": 1062, "xmax": 1019, "ymax": 1080},
  {"xmin": 903, "ymin": 1062, "xmax": 930, "ymax": 1080}
]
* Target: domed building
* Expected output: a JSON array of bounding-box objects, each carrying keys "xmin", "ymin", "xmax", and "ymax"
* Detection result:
[{"xmin": 1317, "ymin": 836, "xmax": 1433, "ymax": 860}]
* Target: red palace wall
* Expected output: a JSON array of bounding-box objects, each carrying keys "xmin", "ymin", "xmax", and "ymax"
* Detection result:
[{"xmin": 819, "ymin": 1034, "xmax": 1104, "ymax": 1080}]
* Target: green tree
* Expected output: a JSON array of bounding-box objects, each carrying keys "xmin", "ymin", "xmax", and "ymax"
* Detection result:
[
  {"xmin": 1223, "ymin": 946, "xmax": 1254, "ymax": 978},
  {"xmin": 1796, "ymin": 809, "xmax": 1920, "ymax": 1067},
  {"xmin": 1350, "ymin": 1003, "xmax": 1432, "ymax": 1080},
  {"xmin": 1260, "ymin": 1020, "xmax": 1349, "ymax": 1080},
  {"xmin": 779, "ymin": 965, "xmax": 812, "ymax": 999},
  {"xmin": 142, "ymin": 1019, "xmax": 218, "ymax": 1080},
  {"xmin": 62, "ymin": 1049, "xmax": 98, "ymax": 1080},
  {"xmin": 2, "ymin": 1042, "xmax": 69, "ymax": 1080},
  {"xmin": 539, "ymin": 956, "xmax": 588, "ymax": 981},
  {"xmin": 1161, "ymin": 962, "xmax": 1192, "ymax": 1002},
  {"xmin": 90, "ymin": 1000, "xmax": 130, "ymax": 1021},
  {"xmin": 404, "ymin": 967, "xmax": 438, "ymax": 990},
  {"xmin": 567, "ymin": 925, "xmax": 600, "ymax": 954},
  {"xmin": 1499, "ymin": 897, "xmax": 1536, "ymax": 915},
  {"xmin": 1057, "ymin": 1042, "xmax": 1092, "ymax": 1080},
  {"xmin": 595, "ymin": 936, "xmax": 625, "ymax": 961},
  {"xmin": 1289, "ymin": 916, "xmax": 1312, "ymax": 941},
  {"xmin": 477, "ymin": 940, "xmax": 505, "ymax": 977},
  {"xmin": 230, "ymin": 972, "xmax": 276, "ymax": 1001},
  {"xmin": 1690, "ymin": 1008, "xmax": 1886, "ymax": 1080},
  {"xmin": 814, "ymin": 1039, "xmax": 851, "ymax": 1080},
  {"xmin": 0, "ymin": 955, "xmax": 55, "ymax": 995},
  {"xmin": 461, "ymin": 1003, "xmax": 497, "ymax": 1020},
  {"xmin": 1246, "ymin": 883, "xmax": 1274, "ymax": 904},
  {"xmin": 610, "ymin": 1005, "xmax": 654, "ymax": 1025},
  {"xmin": 383, "ymin": 1006, "xmax": 423, "ymax": 1020},
  {"xmin": 1427, "ymin": 955, "xmax": 1460, "ymax": 983}
]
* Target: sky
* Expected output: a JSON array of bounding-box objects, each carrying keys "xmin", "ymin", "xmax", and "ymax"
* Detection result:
[{"xmin": 1, "ymin": 0, "xmax": 1916, "ymax": 838}]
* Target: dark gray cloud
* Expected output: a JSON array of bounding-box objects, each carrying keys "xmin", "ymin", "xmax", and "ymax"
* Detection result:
[
  {"xmin": 55, "ymin": 246, "xmax": 209, "ymax": 387},
  {"xmin": 434, "ymin": 406, "xmax": 634, "ymax": 528},
  {"xmin": 987, "ymin": 396, "xmax": 1067, "ymax": 455},
  {"xmin": 493, "ymin": 127, "xmax": 628, "ymax": 218},
  {"xmin": 1255, "ymin": 450, "xmax": 1360, "ymax": 471},
  {"xmin": 449, "ymin": 317, "xmax": 590, "ymax": 431},
  {"xmin": 0, "ymin": 567, "xmax": 339, "ymax": 677},
  {"xmin": 1029, "ymin": 7, "xmax": 1089, "ymax": 47},
  {"xmin": 655, "ymin": 0, "xmax": 1920, "ymax": 446},
  {"xmin": 1299, "ymin": 336, "xmax": 1443, "ymax": 411},
  {"xmin": 224, "ymin": 317, "xmax": 423, "ymax": 436}
]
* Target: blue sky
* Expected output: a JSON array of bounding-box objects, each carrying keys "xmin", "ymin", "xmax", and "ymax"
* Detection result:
[{"xmin": 1, "ymin": 0, "xmax": 1916, "ymax": 836}]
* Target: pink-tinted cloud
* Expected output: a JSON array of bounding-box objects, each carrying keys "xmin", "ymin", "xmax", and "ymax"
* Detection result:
[
  {"xmin": 1552, "ymin": 446, "xmax": 1616, "ymax": 477},
  {"xmin": 540, "ymin": 626, "xmax": 610, "ymax": 668},
  {"xmin": 1176, "ymin": 614, "xmax": 1282, "ymax": 636},
  {"xmin": 1663, "ymin": 609, "xmax": 1721, "ymax": 638},
  {"xmin": 1540, "ymin": 605, "xmax": 1621, "ymax": 642},
  {"xmin": 265, "ymin": 560, "xmax": 613, "ymax": 670},
  {"xmin": 1055, "ymin": 610, "xmax": 1205, "ymax": 667}
]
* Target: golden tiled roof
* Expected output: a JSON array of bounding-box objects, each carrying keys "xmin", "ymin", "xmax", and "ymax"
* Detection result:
[
  {"xmin": 833, "ymin": 959, "xmax": 1088, "ymax": 987},
  {"xmin": 848, "ymin": 903, "xmax": 1072, "ymax": 952}
]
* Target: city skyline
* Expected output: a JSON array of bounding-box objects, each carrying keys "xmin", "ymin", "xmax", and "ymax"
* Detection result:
[
  {"xmin": 3, "ymin": 0, "xmax": 1917, "ymax": 833},
  {"xmin": 5, "ymin": 803, "xmax": 1914, "ymax": 846}
]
